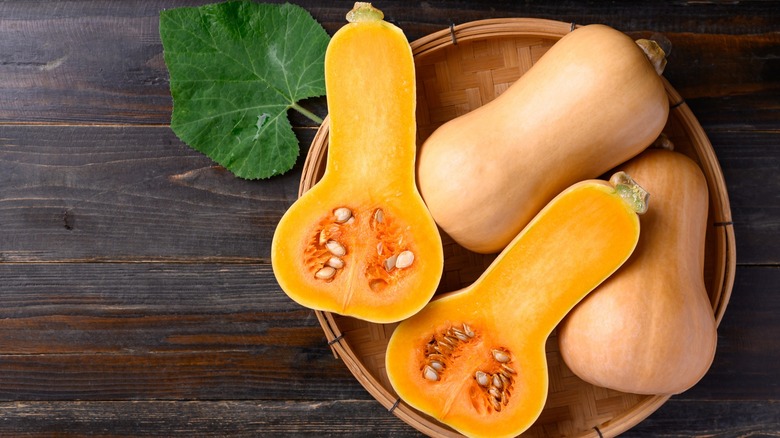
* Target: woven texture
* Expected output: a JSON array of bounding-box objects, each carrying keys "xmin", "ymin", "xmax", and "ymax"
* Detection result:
[{"xmin": 303, "ymin": 18, "xmax": 735, "ymax": 438}]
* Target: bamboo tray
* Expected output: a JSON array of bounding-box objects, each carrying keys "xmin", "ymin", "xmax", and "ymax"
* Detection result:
[{"xmin": 299, "ymin": 18, "xmax": 736, "ymax": 438}]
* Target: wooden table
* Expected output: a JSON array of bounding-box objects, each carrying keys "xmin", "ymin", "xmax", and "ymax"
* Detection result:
[{"xmin": 1, "ymin": 1, "xmax": 777, "ymax": 436}]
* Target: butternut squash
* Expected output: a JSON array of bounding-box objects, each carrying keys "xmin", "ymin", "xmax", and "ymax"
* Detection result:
[
  {"xmin": 271, "ymin": 3, "xmax": 443, "ymax": 323},
  {"xmin": 559, "ymin": 148, "xmax": 717, "ymax": 395},
  {"xmin": 416, "ymin": 24, "xmax": 669, "ymax": 253},
  {"xmin": 385, "ymin": 173, "xmax": 647, "ymax": 438}
]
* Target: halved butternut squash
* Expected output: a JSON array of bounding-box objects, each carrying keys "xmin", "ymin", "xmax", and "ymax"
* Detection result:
[
  {"xmin": 385, "ymin": 173, "xmax": 647, "ymax": 438},
  {"xmin": 271, "ymin": 3, "xmax": 443, "ymax": 323}
]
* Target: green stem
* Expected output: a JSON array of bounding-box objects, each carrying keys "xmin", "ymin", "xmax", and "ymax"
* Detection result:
[
  {"xmin": 609, "ymin": 171, "xmax": 649, "ymax": 215},
  {"xmin": 291, "ymin": 102, "xmax": 323, "ymax": 125},
  {"xmin": 346, "ymin": 2, "xmax": 384, "ymax": 23}
]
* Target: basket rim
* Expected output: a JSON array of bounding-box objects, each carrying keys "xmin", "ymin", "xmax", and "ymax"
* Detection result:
[{"xmin": 303, "ymin": 16, "xmax": 736, "ymax": 438}]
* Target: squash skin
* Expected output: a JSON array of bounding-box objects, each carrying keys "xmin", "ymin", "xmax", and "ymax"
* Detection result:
[
  {"xmin": 416, "ymin": 24, "xmax": 669, "ymax": 253},
  {"xmin": 386, "ymin": 176, "xmax": 644, "ymax": 438},
  {"xmin": 558, "ymin": 149, "xmax": 717, "ymax": 395},
  {"xmin": 271, "ymin": 6, "xmax": 443, "ymax": 324}
]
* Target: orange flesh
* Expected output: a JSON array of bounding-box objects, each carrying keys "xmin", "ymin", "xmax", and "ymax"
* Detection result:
[
  {"xmin": 324, "ymin": 20, "xmax": 417, "ymax": 183},
  {"xmin": 386, "ymin": 180, "xmax": 641, "ymax": 438},
  {"xmin": 271, "ymin": 12, "xmax": 442, "ymax": 324}
]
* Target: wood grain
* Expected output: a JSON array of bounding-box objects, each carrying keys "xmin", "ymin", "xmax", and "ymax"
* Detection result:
[{"xmin": 0, "ymin": 125, "xmax": 316, "ymax": 262}]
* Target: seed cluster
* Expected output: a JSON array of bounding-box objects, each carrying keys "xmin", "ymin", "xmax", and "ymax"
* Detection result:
[
  {"xmin": 421, "ymin": 323, "xmax": 476, "ymax": 382},
  {"xmin": 474, "ymin": 348, "xmax": 516, "ymax": 413},
  {"xmin": 307, "ymin": 206, "xmax": 415, "ymax": 288},
  {"xmin": 420, "ymin": 322, "xmax": 516, "ymax": 414}
]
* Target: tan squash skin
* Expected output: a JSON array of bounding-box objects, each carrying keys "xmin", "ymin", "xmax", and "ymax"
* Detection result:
[
  {"xmin": 416, "ymin": 24, "xmax": 669, "ymax": 253},
  {"xmin": 558, "ymin": 149, "xmax": 717, "ymax": 395},
  {"xmin": 386, "ymin": 174, "xmax": 646, "ymax": 438},
  {"xmin": 271, "ymin": 4, "xmax": 443, "ymax": 323}
]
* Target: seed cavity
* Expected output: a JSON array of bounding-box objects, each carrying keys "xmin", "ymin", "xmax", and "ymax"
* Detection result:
[
  {"xmin": 333, "ymin": 207, "xmax": 352, "ymax": 223},
  {"xmin": 473, "ymin": 347, "xmax": 517, "ymax": 413},
  {"xmin": 422, "ymin": 322, "xmax": 479, "ymax": 384},
  {"xmin": 325, "ymin": 240, "xmax": 346, "ymax": 257},
  {"xmin": 395, "ymin": 250, "xmax": 414, "ymax": 269}
]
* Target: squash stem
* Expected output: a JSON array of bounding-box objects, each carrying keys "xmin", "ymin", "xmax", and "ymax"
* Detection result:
[
  {"xmin": 291, "ymin": 102, "xmax": 323, "ymax": 125},
  {"xmin": 610, "ymin": 171, "xmax": 649, "ymax": 214},
  {"xmin": 636, "ymin": 39, "xmax": 667, "ymax": 75},
  {"xmin": 346, "ymin": 3, "xmax": 384, "ymax": 23}
]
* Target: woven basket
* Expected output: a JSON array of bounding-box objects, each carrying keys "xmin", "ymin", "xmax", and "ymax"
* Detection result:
[{"xmin": 300, "ymin": 18, "xmax": 736, "ymax": 438}]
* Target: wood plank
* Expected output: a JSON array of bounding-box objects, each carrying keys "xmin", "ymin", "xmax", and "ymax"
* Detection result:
[
  {"xmin": 0, "ymin": 263, "xmax": 775, "ymax": 401},
  {"xmin": 0, "ymin": 1, "xmax": 777, "ymax": 126},
  {"xmin": 706, "ymin": 130, "xmax": 780, "ymax": 265},
  {"xmin": 0, "ymin": 399, "xmax": 775, "ymax": 437},
  {"xmin": 624, "ymin": 400, "xmax": 780, "ymax": 437},
  {"xmin": 0, "ymin": 400, "xmax": 421, "ymax": 437},
  {"xmin": 0, "ymin": 125, "xmax": 314, "ymax": 262},
  {"xmin": 684, "ymin": 266, "xmax": 780, "ymax": 400},
  {"xmin": 0, "ymin": 263, "xmax": 369, "ymax": 401}
]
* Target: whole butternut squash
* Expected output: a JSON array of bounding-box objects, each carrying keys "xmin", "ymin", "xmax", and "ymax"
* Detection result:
[
  {"xmin": 558, "ymin": 149, "xmax": 717, "ymax": 395},
  {"xmin": 417, "ymin": 24, "xmax": 669, "ymax": 253},
  {"xmin": 272, "ymin": 3, "xmax": 443, "ymax": 323},
  {"xmin": 386, "ymin": 172, "xmax": 647, "ymax": 438}
]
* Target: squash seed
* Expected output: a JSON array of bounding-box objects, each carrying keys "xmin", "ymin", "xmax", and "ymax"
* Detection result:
[
  {"xmin": 492, "ymin": 349, "xmax": 510, "ymax": 363},
  {"xmin": 395, "ymin": 250, "xmax": 414, "ymax": 269},
  {"xmin": 325, "ymin": 240, "xmax": 346, "ymax": 257},
  {"xmin": 492, "ymin": 374, "xmax": 503, "ymax": 389},
  {"xmin": 475, "ymin": 371, "xmax": 489, "ymax": 387},
  {"xmin": 429, "ymin": 360, "xmax": 444, "ymax": 371},
  {"xmin": 374, "ymin": 208, "xmax": 384, "ymax": 223},
  {"xmin": 462, "ymin": 323, "xmax": 475, "ymax": 338},
  {"xmin": 383, "ymin": 255, "xmax": 397, "ymax": 272},
  {"xmin": 333, "ymin": 207, "xmax": 352, "ymax": 223},
  {"xmin": 423, "ymin": 365, "xmax": 439, "ymax": 381},
  {"xmin": 315, "ymin": 266, "xmax": 336, "ymax": 280},
  {"xmin": 326, "ymin": 257, "xmax": 344, "ymax": 269}
]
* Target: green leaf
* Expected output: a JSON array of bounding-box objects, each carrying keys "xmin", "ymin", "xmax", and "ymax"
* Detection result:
[{"xmin": 160, "ymin": 1, "xmax": 330, "ymax": 179}]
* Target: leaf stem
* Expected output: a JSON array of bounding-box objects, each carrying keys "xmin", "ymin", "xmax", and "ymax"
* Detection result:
[{"xmin": 291, "ymin": 102, "xmax": 324, "ymax": 125}]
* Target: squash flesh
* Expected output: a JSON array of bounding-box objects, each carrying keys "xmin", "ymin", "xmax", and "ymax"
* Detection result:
[
  {"xmin": 271, "ymin": 7, "xmax": 442, "ymax": 324},
  {"xmin": 386, "ymin": 178, "xmax": 643, "ymax": 438},
  {"xmin": 325, "ymin": 20, "xmax": 416, "ymax": 183}
]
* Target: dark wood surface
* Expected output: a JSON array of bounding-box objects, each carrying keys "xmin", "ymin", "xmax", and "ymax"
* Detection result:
[{"xmin": 1, "ymin": 1, "xmax": 778, "ymax": 436}]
